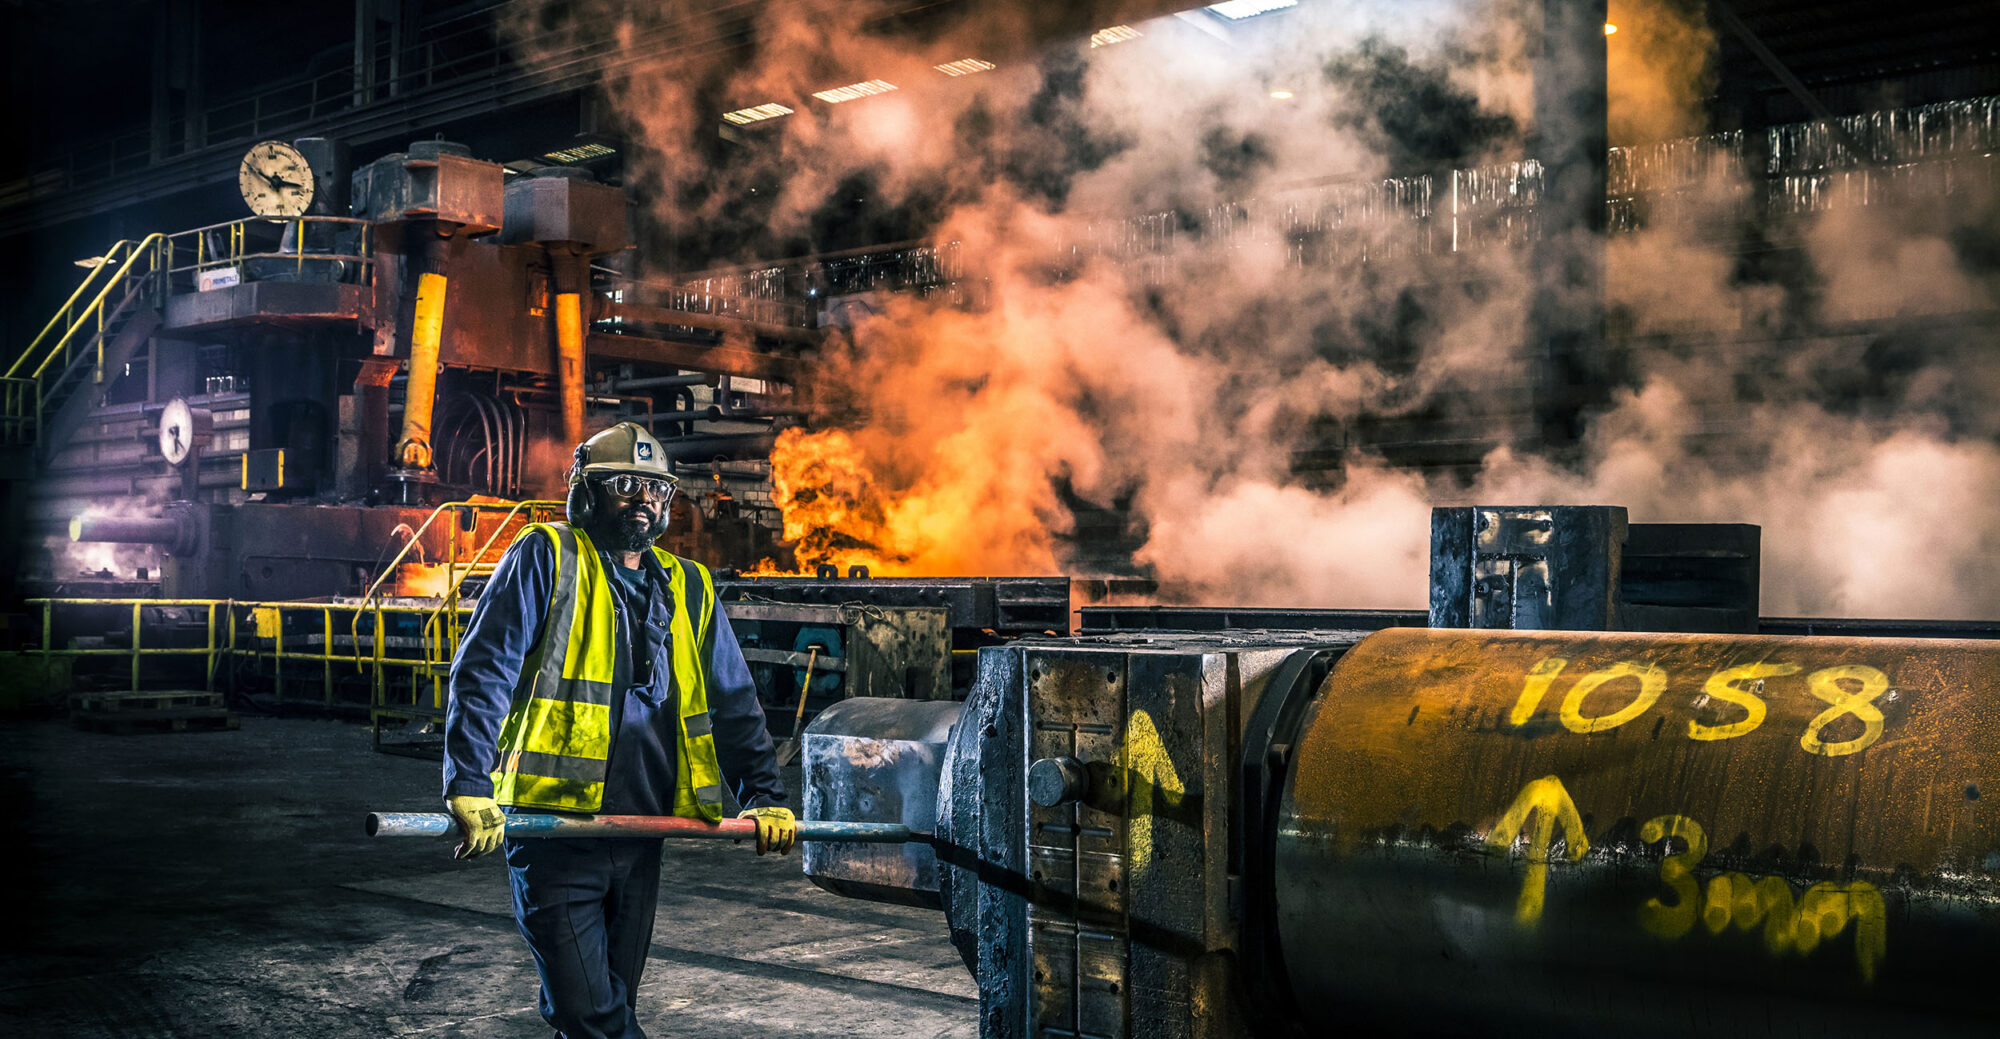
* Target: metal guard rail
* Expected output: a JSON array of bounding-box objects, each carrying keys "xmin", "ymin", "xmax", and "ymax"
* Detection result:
[
  {"xmin": 32, "ymin": 593, "xmax": 481, "ymax": 751},
  {"xmin": 0, "ymin": 235, "xmax": 167, "ymax": 446},
  {"xmin": 162, "ymin": 215, "xmax": 374, "ymax": 288},
  {"xmin": 7, "ymin": 238, "xmax": 148, "ymax": 380},
  {"xmin": 4, "ymin": 216, "xmax": 378, "ymax": 447},
  {"xmin": 6, "ymin": 233, "xmax": 165, "ymax": 384},
  {"xmin": 353, "ymin": 498, "xmax": 564, "ymax": 675},
  {"xmin": 24, "ymin": 503, "xmax": 560, "ymax": 717},
  {"xmin": 28, "ymin": 597, "xmax": 454, "ymax": 703}
]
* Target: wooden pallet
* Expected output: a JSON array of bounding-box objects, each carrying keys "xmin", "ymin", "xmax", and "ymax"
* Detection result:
[
  {"xmin": 69, "ymin": 690, "xmax": 223, "ymax": 713},
  {"xmin": 71, "ymin": 706, "xmax": 240, "ymax": 735}
]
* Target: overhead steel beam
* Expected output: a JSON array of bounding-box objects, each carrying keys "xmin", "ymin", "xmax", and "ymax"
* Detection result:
[
  {"xmin": 585, "ymin": 331, "xmax": 808, "ymax": 382},
  {"xmin": 598, "ymin": 300, "xmax": 822, "ymax": 345},
  {"xmin": 1714, "ymin": 1, "xmax": 1886, "ymax": 166}
]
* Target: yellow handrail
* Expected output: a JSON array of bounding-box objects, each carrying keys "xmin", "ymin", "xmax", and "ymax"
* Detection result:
[
  {"xmin": 350, "ymin": 499, "xmax": 562, "ymax": 675},
  {"xmin": 161, "ymin": 215, "xmax": 374, "ymax": 278},
  {"xmin": 5, "ymin": 216, "xmax": 377, "ymax": 447},
  {"xmin": 5, "ymin": 238, "xmax": 143, "ymax": 380},
  {"xmin": 356, "ymin": 499, "xmax": 560, "ymax": 604},
  {"xmin": 27, "ymin": 597, "xmax": 453, "ymax": 707},
  {"xmin": 20, "ymin": 233, "xmax": 166, "ymax": 383},
  {"xmin": 422, "ymin": 499, "xmax": 565, "ymax": 667}
]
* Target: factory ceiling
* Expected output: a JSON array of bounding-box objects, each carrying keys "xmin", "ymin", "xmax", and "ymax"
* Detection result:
[{"xmin": 5, "ymin": 1, "xmax": 1994, "ymax": 223}]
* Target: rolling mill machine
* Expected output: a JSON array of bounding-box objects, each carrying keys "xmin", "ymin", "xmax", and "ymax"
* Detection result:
[
  {"xmin": 22, "ymin": 135, "xmax": 805, "ymax": 605},
  {"xmin": 7, "ymin": 134, "xmax": 837, "ymax": 723}
]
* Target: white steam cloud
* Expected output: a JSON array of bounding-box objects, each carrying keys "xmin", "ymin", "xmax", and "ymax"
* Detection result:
[{"xmin": 506, "ymin": 0, "xmax": 2000, "ymax": 619}]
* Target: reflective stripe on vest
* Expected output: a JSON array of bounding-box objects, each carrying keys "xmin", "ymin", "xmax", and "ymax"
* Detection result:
[{"xmin": 488, "ymin": 522, "xmax": 726, "ymax": 818}]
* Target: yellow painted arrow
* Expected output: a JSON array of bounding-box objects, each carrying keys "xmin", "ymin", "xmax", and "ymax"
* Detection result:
[
  {"xmin": 1124, "ymin": 709, "xmax": 1185, "ymax": 883},
  {"xmin": 1486, "ymin": 775, "xmax": 1591, "ymax": 926}
]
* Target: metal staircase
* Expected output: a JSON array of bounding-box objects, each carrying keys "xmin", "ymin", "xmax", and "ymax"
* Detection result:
[{"xmin": 2, "ymin": 235, "xmax": 166, "ymax": 460}]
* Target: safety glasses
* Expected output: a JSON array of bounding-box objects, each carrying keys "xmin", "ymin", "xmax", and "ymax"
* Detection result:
[{"xmin": 596, "ymin": 473, "xmax": 677, "ymax": 504}]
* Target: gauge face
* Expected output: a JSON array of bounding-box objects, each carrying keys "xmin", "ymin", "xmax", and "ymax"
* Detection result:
[
  {"xmin": 159, "ymin": 397, "xmax": 194, "ymax": 466},
  {"xmin": 238, "ymin": 140, "xmax": 316, "ymax": 217}
]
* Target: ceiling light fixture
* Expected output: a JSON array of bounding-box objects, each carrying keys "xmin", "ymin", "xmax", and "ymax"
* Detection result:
[
  {"xmin": 1089, "ymin": 25, "xmax": 1142, "ymax": 47},
  {"xmin": 1206, "ymin": 0, "xmax": 1297, "ymax": 19},
  {"xmin": 811, "ymin": 79, "xmax": 898, "ymax": 104},
  {"xmin": 1270, "ymin": 90, "xmax": 1294, "ymax": 99},
  {"xmin": 1604, "ymin": 23, "xmax": 1618, "ymax": 35},
  {"xmin": 723, "ymin": 102, "xmax": 795, "ymax": 125},
  {"xmin": 540, "ymin": 142, "xmax": 616, "ymax": 163},
  {"xmin": 934, "ymin": 58, "xmax": 996, "ymax": 77}
]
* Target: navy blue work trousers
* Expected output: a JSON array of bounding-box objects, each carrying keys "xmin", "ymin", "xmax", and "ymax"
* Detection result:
[{"xmin": 505, "ymin": 836, "xmax": 664, "ymax": 1039}]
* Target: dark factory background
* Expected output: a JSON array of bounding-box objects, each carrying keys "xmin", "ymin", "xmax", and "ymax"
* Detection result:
[
  {"xmin": 3, "ymin": 0, "xmax": 1996, "ymax": 613},
  {"xmin": 0, "ymin": 2, "xmax": 1992, "ymax": 607},
  {"xmin": 1, "ymin": 2, "xmax": 1997, "ymax": 1038}
]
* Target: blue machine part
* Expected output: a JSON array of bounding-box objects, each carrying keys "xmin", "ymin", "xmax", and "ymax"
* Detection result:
[{"xmin": 791, "ymin": 625, "xmax": 843, "ymax": 696}]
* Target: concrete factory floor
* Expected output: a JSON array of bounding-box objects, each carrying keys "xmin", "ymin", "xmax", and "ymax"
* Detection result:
[{"xmin": 2, "ymin": 715, "xmax": 978, "ymax": 1038}]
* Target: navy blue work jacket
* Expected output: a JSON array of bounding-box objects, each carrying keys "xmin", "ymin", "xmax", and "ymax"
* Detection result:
[{"xmin": 442, "ymin": 534, "xmax": 786, "ymax": 814}]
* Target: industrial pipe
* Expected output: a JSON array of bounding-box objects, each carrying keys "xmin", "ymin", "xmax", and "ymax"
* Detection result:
[
  {"xmin": 365, "ymin": 812, "xmax": 920, "ymax": 843},
  {"xmin": 713, "ymin": 406, "xmax": 811, "ymax": 422},
  {"xmin": 631, "ymin": 409, "xmax": 716, "ymax": 425},
  {"xmin": 394, "ymin": 269, "xmax": 447, "ymax": 469},
  {"xmin": 70, "ymin": 515, "xmax": 182, "ymax": 545},
  {"xmin": 69, "ymin": 508, "xmax": 197, "ymax": 556},
  {"xmin": 353, "ymin": 358, "xmax": 397, "ymax": 492},
  {"xmin": 651, "ymin": 431, "xmax": 780, "ymax": 462},
  {"xmin": 599, "ymin": 373, "xmax": 709, "ymax": 392}
]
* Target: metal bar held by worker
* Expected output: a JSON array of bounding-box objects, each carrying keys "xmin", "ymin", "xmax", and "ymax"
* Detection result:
[{"xmin": 366, "ymin": 812, "xmax": 921, "ymax": 844}]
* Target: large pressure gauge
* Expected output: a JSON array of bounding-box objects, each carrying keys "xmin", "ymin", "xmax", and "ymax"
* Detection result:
[
  {"xmin": 157, "ymin": 396, "xmax": 212, "ymax": 467},
  {"xmin": 238, "ymin": 140, "xmax": 316, "ymax": 217}
]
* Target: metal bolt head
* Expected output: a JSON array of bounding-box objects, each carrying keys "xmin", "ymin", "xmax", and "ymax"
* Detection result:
[{"xmin": 1029, "ymin": 756, "xmax": 1089, "ymax": 807}]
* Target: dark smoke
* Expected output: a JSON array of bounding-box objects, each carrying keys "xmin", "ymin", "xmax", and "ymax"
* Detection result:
[{"xmin": 1323, "ymin": 39, "xmax": 1519, "ymax": 170}]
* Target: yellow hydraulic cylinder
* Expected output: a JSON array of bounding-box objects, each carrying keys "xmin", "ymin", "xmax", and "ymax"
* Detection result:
[
  {"xmin": 395, "ymin": 271, "xmax": 448, "ymax": 469},
  {"xmin": 555, "ymin": 291, "xmax": 585, "ymax": 449}
]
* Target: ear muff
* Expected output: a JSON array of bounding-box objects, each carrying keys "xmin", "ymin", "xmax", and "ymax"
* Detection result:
[{"xmin": 564, "ymin": 446, "xmax": 595, "ymax": 527}]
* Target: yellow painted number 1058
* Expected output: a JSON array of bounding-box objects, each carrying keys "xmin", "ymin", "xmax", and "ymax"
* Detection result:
[{"xmin": 1507, "ymin": 658, "xmax": 1891, "ymax": 757}]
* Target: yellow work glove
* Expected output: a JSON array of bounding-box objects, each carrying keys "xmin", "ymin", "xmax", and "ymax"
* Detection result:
[
  {"xmin": 737, "ymin": 806, "xmax": 797, "ymax": 856},
  {"xmin": 447, "ymin": 795, "xmax": 506, "ymax": 859}
]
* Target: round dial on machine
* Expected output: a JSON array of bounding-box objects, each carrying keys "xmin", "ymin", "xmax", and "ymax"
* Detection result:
[
  {"xmin": 158, "ymin": 397, "xmax": 213, "ymax": 467},
  {"xmin": 238, "ymin": 140, "xmax": 316, "ymax": 217}
]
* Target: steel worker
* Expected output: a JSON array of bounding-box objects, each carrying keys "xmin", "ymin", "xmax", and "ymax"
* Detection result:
[{"xmin": 442, "ymin": 421, "xmax": 795, "ymax": 1039}]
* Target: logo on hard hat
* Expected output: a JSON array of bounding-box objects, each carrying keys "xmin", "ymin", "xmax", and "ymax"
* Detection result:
[{"xmin": 636, "ymin": 442, "xmax": 653, "ymax": 461}]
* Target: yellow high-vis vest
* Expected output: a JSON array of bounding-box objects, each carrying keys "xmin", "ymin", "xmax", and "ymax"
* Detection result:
[{"xmin": 487, "ymin": 522, "xmax": 726, "ymax": 819}]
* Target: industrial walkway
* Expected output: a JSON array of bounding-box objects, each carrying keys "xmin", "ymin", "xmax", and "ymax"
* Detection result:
[{"xmin": 1, "ymin": 715, "xmax": 976, "ymax": 1037}]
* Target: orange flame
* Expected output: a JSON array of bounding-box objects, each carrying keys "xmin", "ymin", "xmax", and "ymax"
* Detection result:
[
  {"xmin": 751, "ymin": 425, "xmax": 1062, "ymax": 577},
  {"xmin": 392, "ymin": 563, "xmax": 453, "ymax": 598},
  {"xmin": 754, "ymin": 428, "xmax": 904, "ymax": 575}
]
